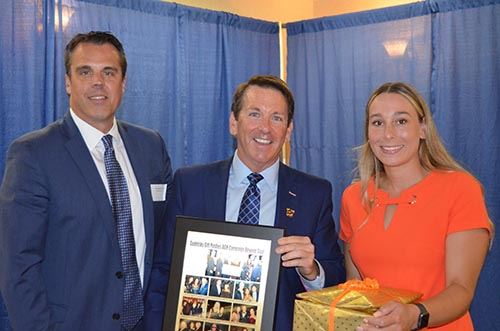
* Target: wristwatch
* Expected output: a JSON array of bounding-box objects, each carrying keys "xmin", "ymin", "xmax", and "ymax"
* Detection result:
[{"xmin": 411, "ymin": 303, "xmax": 429, "ymax": 330}]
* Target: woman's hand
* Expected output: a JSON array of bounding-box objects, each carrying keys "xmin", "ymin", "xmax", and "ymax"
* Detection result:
[{"xmin": 356, "ymin": 301, "xmax": 420, "ymax": 331}]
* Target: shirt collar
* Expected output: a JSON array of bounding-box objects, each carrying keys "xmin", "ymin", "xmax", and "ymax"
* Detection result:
[
  {"xmin": 231, "ymin": 150, "xmax": 279, "ymax": 192},
  {"xmin": 70, "ymin": 109, "xmax": 122, "ymax": 151}
]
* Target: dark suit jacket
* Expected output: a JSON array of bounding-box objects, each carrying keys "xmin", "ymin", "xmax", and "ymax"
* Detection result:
[
  {"xmin": 0, "ymin": 113, "xmax": 172, "ymax": 330},
  {"xmin": 146, "ymin": 158, "xmax": 345, "ymax": 331},
  {"xmin": 209, "ymin": 284, "xmax": 222, "ymax": 297},
  {"xmin": 234, "ymin": 288, "xmax": 244, "ymax": 300}
]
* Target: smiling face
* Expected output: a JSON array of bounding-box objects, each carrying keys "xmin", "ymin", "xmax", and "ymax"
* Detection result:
[
  {"xmin": 65, "ymin": 42, "xmax": 126, "ymax": 133},
  {"xmin": 230, "ymin": 85, "xmax": 293, "ymax": 173},
  {"xmin": 368, "ymin": 92, "xmax": 426, "ymax": 173}
]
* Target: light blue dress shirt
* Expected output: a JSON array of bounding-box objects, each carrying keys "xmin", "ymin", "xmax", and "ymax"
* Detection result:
[{"xmin": 225, "ymin": 151, "xmax": 325, "ymax": 290}]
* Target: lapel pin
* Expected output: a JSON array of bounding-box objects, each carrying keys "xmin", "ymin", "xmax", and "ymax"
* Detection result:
[
  {"xmin": 286, "ymin": 208, "xmax": 295, "ymax": 218},
  {"xmin": 288, "ymin": 191, "xmax": 296, "ymax": 197}
]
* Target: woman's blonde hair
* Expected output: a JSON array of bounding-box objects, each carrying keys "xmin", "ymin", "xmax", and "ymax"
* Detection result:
[{"xmin": 356, "ymin": 82, "xmax": 466, "ymax": 208}]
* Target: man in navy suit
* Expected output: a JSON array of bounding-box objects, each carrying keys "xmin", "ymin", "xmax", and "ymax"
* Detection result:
[
  {"xmin": 147, "ymin": 75, "xmax": 345, "ymax": 330},
  {"xmin": 251, "ymin": 257, "xmax": 262, "ymax": 282},
  {"xmin": 0, "ymin": 31, "xmax": 172, "ymax": 330},
  {"xmin": 234, "ymin": 281, "xmax": 245, "ymax": 300},
  {"xmin": 209, "ymin": 279, "xmax": 223, "ymax": 297}
]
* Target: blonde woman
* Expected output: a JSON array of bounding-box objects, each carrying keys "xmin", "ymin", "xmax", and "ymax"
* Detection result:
[
  {"xmin": 340, "ymin": 82, "xmax": 492, "ymax": 330},
  {"xmin": 207, "ymin": 301, "xmax": 221, "ymax": 319}
]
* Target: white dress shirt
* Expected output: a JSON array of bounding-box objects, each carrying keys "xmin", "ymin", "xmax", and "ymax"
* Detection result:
[
  {"xmin": 70, "ymin": 110, "xmax": 146, "ymax": 285},
  {"xmin": 225, "ymin": 150, "xmax": 324, "ymax": 290}
]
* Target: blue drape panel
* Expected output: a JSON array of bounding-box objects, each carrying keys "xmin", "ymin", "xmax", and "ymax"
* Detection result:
[
  {"xmin": 0, "ymin": 0, "xmax": 279, "ymax": 328},
  {"xmin": 0, "ymin": 0, "xmax": 57, "ymax": 174},
  {"xmin": 432, "ymin": 4, "xmax": 500, "ymax": 329},
  {"xmin": 0, "ymin": 0, "xmax": 279, "ymax": 174},
  {"xmin": 57, "ymin": 0, "xmax": 280, "ymax": 169},
  {"xmin": 287, "ymin": 9, "xmax": 432, "ymax": 218},
  {"xmin": 1, "ymin": 2, "xmax": 56, "ymax": 327},
  {"xmin": 287, "ymin": 0, "xmax": 499, "ymax": 329}
]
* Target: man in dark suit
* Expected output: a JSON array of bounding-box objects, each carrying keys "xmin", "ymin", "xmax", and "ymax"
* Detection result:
[
  {"xmin": 239, "ymin": 305, "xmax": 249, "ymax": 323},
  {"xmin": 215, "ymin": 255, "xmax": 224, "ymax": 277},
  {"xmin": 146, "ymin": 75, "xmax": 345, "ymax": 330},
  {"xmin": 209, "ymin": 279, "xmax": 223, "ymax": 297},
  {"xmin": 0, "ymin": 31, "xmax": 172, "ymax": 330},
  {"xmin": 234, "ymin": 281, "xmax": 245, "ymax": 300},
  {"xmin": 205, "ymin": 249, "xmax": 217, "ymax": 276},
  {"xmin": 250, "ymin": 257, "xmax": 262, "ymax": 282}
]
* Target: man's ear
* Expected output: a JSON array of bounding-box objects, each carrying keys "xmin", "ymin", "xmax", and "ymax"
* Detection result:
[
  {"xmin": 121, "ymin": 76, "xmax": 127, "ymax": 93},
  {"xmin": 65, "ymin": 74, "xmax": 71, "ymax": 95},
  {"xmin": 285, "ymin": 121, "xmax": 294, "ymax": 142},
  {"xmin": 229, "ymin": 112, "xmax": 238, "ymax": 136}
]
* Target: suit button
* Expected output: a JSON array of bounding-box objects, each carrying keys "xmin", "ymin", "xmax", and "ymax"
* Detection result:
[
  {"xmin": 112, "ymin": 313, "xmax": 120, "ymax": 320},
  {"xmin": 116, "ymin": 271, "xmax": 124, "ymax": 279}
]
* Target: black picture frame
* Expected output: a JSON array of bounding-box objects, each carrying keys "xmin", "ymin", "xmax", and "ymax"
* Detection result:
[{"xmin": 163, "ymin": 216, "xmax": 284, "ymax": 331}]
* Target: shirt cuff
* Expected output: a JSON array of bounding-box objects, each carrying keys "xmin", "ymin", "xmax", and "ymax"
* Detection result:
[{"xmin": 296, "ymin": 259, "xmax": 325, "ymax": 291}]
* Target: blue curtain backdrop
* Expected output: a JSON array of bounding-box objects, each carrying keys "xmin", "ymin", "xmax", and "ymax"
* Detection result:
[
  {"xmin": 0, "ymin": 0, "xmax": 279, "ymax": 328},
  {"xmin": 287, "ymin": 0, "xmax": 499, "ymax": 329}
]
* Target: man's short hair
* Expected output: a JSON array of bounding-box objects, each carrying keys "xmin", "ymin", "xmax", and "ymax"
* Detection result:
[
  {"xmin": 231, "ymin": 75, "xmax": 294, "ymax": 125},
  {"xmin": 64, "ymin": 31, "xmax": 127, "ymax": 77}
]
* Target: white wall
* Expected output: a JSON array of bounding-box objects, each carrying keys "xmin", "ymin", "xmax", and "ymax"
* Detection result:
[{"xmin": 164, "ymin": 0, "xmax": 420, "ymax": 23}]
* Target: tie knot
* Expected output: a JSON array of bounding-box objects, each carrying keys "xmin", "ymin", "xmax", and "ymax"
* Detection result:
[
  {"xmin": 247, "ymin": 173, "xmax": 263, "ymax": 186},
  {"xmin": 102, "ymin": 134, "xmax": 114, "ymax": 151}
]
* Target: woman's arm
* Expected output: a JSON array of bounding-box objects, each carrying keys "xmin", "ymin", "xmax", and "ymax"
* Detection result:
[
  {"xmin": 422, "ymin": 228, "xmax": 490, "ymax": 326},
  {"xmin": 344, "ymin": 243, "xmax": 362, "ymax": 280},
  {"xmin": 358, "ymin": 228, "xmax": 490, "ymax": 331}
]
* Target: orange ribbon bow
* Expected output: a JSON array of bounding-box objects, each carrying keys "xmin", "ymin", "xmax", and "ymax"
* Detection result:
[{"xmin": 328, "ymin": 278, "xmax": 380, "ymax": 331}]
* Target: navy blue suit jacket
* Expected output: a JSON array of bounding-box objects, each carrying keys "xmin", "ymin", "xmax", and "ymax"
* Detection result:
[
  {"xmin": 146, "ymin": 158, "xmax": 345, "ymax": 331},
  {"xmin": 0, "ymin": 113, "xmax": 172, "ymax": 330}
]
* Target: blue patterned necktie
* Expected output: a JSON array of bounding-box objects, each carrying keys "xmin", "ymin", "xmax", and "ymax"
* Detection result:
[
  {"xmin": 238, "ymin": 173, "xmax": 264, "ymax": 225},
  {"xmin": 102, "ymin": 135, "xmax": 143, "ymax": 330}
]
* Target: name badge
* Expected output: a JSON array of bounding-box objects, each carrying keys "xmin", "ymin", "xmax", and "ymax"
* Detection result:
[{"xmin": 150, "ymin": 184, "xmax": 167, "ymax": 201}]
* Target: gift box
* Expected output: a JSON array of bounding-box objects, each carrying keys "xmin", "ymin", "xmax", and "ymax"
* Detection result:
[{"xmin": 293, "ymin": 278, "xmax": 422, "ymax": 331}]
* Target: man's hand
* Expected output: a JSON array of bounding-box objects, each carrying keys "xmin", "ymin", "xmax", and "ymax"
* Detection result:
[{"xmin": 275, "ymin": 236, "xmax": 318, "ymax": 280}]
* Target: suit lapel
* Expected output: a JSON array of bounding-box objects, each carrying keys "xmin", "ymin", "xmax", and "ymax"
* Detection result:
[
  {"xmin": 275, "ymin": 163, "xmax": 298, "ymax": 230},
  {"xmin": 62, "ymin": 113, "xmax": 119, "ymax": 252},
  {"xmin": 204, "ymin": 159, "xmax": 231, "ymax": 221}
]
